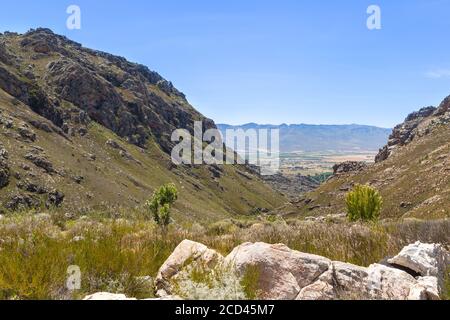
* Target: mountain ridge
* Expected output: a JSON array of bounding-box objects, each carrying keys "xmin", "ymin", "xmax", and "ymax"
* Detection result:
[{"xmin": 218, "ymin": 123, "xmax": 391, "ymax": 153}]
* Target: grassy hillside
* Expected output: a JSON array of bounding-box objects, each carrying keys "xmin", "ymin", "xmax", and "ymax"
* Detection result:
[
  {"xmin": 296, "ymin": 115, "xmax": 450, "ymax": 220},
  {"xmin": 0, "ymin": 87, "xmax": 286, "ymax": 223}
]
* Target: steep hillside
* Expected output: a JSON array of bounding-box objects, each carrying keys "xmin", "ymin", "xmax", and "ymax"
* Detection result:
[
  {"xmin": 0, "ymin": 28, "xmax": 286, "ymax": 222},
  {"xmin": 218, "ymin": 123, "xmax": 391, "ymax": 153},
  {"xmin": 296, "ymin": 97, "xmax": 450, "ymax": 220}
]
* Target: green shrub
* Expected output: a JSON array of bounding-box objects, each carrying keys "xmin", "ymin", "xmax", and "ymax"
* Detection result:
[
  {"xmin": 146, "ymin": 183, "xmax": 178, "ymax": 228},
  {"xmin": 346, "ymin": 184, "xmax": 383, "ymax": 222}
]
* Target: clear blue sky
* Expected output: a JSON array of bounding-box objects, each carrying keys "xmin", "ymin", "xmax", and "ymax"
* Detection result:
[{"xmin": 1, "ymin": 0, "xmax": 450, "ymax": 128}]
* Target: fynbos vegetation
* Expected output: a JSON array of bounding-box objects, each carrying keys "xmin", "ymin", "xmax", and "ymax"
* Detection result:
[
  {"xmin": 0, "ymin": 212, "xmax": 448, "ymax": 300},
  {"xmin": 346, "ymin": 185, "xmax": 383, "ymax": 222},
  {"xmin": 146, "ymin": 184, "xmax": 178, "ymax": 228}
]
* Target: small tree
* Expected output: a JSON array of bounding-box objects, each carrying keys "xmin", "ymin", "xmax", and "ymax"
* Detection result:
[
  {"xmin": 146, "ymin": 183, "xmax": 178, "ymax": 228},
  {"xmin": 346, "ymin": 184, "xmax": 382, "ymax": 222}
]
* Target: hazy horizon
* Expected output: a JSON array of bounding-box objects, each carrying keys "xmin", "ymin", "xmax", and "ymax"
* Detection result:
[{"xmin": 217, "ymin": 122, "xmax": 393, "ymax": 129}]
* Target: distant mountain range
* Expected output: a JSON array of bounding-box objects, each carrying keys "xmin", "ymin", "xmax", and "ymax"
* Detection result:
[{"xmin": 217, "ymin": 123, "xmax": 392, "ymax": 153}]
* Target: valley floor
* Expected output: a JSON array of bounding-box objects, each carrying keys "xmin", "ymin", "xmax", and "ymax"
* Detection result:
[{"xmin": 280, "ymin": 151, "xmax": 377, "ymax": 176}]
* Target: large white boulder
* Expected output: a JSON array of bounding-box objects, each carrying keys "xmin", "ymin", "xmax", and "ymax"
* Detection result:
[
  {"xmin": 387, "ymin": 242, "xmax": 448, "ymax": 279},
  {"xmin": 297, "ymin": 261, "xmax": 440, "ymax": 300},
  {"xmin": 83, "ymin": 292, "xmax": 137, "ymax": 300},
  {"xmin": 224, "ymin": 242, "xmax": 331, "ymax": 300},
  {"xmin": 155, "ymin": 239, "xmax": 224, "ymax": 295}
]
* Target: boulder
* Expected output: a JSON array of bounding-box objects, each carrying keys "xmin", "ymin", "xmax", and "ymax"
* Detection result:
[
  {"xmin": 83, "ymin": 292, "xmax": 136, "ymax": 300},
  {"xmin": 298, "ymin": 261, "xmax": 440, "ymax": 300},
  {"xmin": 155, "ymin": 240, "xmax": 448, "ymax": 300},
  {"xmin": 387, "ymin": 241, "xmax": 448, "ymax": 280},
  {"xmin": 297, "ymin": 260, "xmax": 419, "ymax": 300},
  {"xmin": 366, "ymin": 263, "xmax": 417, "ymax": 300},
  {"xmin": 155, "ymin": 240, "xmax": 224, "ymax": 295},
  {"xmin": 224, "ymin": 242, "xmax": 331, "ymax": 300}
]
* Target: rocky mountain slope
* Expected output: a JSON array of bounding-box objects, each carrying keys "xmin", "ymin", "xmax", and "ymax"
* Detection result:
[
  {"xmin": 0, "ymin": 28, "xmax": 286, "ymax": 221},
  {"xmin": 296, "ymin": 96, "xmax": 450, "ymax": 220},
  {"xmin": 218, "ymin": 123, "xmax": 391, "ymax": 153}
]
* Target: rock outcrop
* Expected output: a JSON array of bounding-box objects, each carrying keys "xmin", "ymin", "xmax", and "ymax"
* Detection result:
[
  {"xmin": 434, "ymin": 95, "xmax": 450, "ymax": 116},
  {"xmin": 376, "ymin": 102, "xmax": 450, "ymax": 162},
  {"xmin": 24, "ymin": 152, "xmax": 55, "ymax": 174},
  {"xmin": 154, "ymin": 240, "xmax": 449, "ymax": 300},
  {"xmin": 388, "ymin": 242, "xmax": 449, "ymax": 283},
  {"xmin": 0, "ymin": 28, "xmax": 215, "ymax": 151},
  {"xmin": 332, "ymin": 161, "xmax": 368, "ymax": 176}
]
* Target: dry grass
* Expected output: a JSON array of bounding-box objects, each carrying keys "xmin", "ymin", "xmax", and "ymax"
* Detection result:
[
  {"xmin": 0, "ymin": 215, "xmax": 185, "ymax": 299},
  {"xmin": 0, "ymin": 213, "xmax": 448, "ymax": 300}
]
